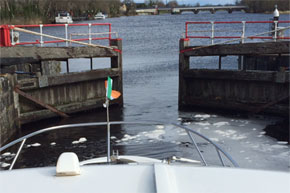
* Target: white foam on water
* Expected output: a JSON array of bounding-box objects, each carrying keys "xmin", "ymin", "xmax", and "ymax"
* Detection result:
[
  {"xmin": 78, "ymin": 137, "xmax": 87, "ymax": 143},
  {"xmin": 143, "ymin": 129, "xmax": 165, "ymax": 139},
  {"xmin": 156, "ymin": 125, "xmax": 165, "ymax": 129},
  {"xmin": 50, "ymin": 142, "xmax": 56, "ymax": 146},
  {"xmin": 277, "ymin": 141, "xmax": 288, "ymax": 145},
  {"xmin": 195, "ymin": 122, "xmax": 211, "ymax": 126},
  {"xmin": 31, "ymin": 143, "xmax": 41, "ymax": 147},
  {"xmin": 194, "ymin": 114, "xmax": 211, "ymax": 119},
  {"xmin": 0, "ymin": 162, "xmax": 10, "ymax": 168},
  {"xmin": 1, "ymin": 152, "xmax": 11, "ymax": 157},
  {"xmin": 213, "ymin": 122, "xmax": 229, "ymax": 127}
]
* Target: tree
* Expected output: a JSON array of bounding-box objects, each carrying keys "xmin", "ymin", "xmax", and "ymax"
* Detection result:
[
  {"xmin": 167, "ymin": 0, "xmax": 178, "ymax": 8},
  {"xmin": 123, "ymin": 0, "xmax": 136, "ymax": 15}
]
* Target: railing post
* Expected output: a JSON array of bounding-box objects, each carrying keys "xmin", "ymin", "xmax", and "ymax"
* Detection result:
[
  {"xmin": 211, "ymin": 21, "xmax": 214, "ymax": 45},
  {"xmin": 11, "ymin": 28, "xmax": 15, "ymax": 46},
  {"xmin": 274, "ymin": 20, "xmax": 278, "ymax": 42},
  {"xmin": 109, "ymin": 24, "xmax": 112, "ymax": 41},
  {"xmin": 185, "ymin": 22, "xmax": 188, "ymax": 39},
  {"xmin": 65, "ymin": 24, "xmax": 68, "ymax": 47},
  {"xmin": 40, "ymin": 24, "xmax": 43, "ymax": 47},
  {"xmin": 88, "ymin": 23, "xmax": 92, "ymax": 45},
  {"xmin": 241, "ymin": 21, "xmax": 245, "ymax": 43}
]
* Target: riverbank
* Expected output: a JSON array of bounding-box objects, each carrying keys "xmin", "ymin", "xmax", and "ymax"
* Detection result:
[{"xmin": 1, "ymin": 18, "xmax": 46, "ymax": 25}]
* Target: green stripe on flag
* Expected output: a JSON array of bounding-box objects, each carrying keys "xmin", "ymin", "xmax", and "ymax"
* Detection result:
[{"xmin": 106, "ymin": 77, "xmax": 113, "ymax": 100}]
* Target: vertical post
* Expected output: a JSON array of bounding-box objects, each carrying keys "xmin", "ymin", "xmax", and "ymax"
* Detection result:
[
  {"xmin": 110, "ymin": 38, "xmax": 123, "ymax": 106},
  {"xmin": 90, "ymin": 57, "xmax": 93, "ymax": 70},
  {"xmin": 65, "ymin": 24, "xmax": 68, "ymax": 47},
  {"xmin": 238, "ymin": 21, "xmax": 246, "ymax": 70},
  {"xmin": 69, "ymin": 34, "xmax": 72, "ymax": 47},
  {"xmin": 179, "ymin": 38, "xmax": 190, "ymax": 109},
  {"xmin": 11, "ymin": 28, "xmax": 15, "ymax": 46},
  {"xmin": 218, "ymin": 55, "xmax": 222, "ymax": 70},
  {"xmin": 66, "ymin": 59, "xmax": 69, "ymax": 73},
  {"xmin": 241, "ymin": 21, "xmax": 245, "ymax": 44},
  {"xmin": 211, "ymin": 21, "xmax": 214, "ymax": 45},
  {"xmin": 109, "ymin": 24, "xmax": 112, "ymax": 41},
  {"xmin": 185, "ymin": 22, "xmax": 188, "ymax": 39},
  {"xmin": 88, "ymin": 23, "xmax": 92, "ymax": 45},
  {"xmin": 40, "ymin": 24, "xmax": 43, "ymax": 47},
  {"xmin": 274, "ymin": 21, "xmax": 278, "ymax": 42},
  {"xmin": 106, "ymin": 98, "xmax": 111, "ymax": 163}
]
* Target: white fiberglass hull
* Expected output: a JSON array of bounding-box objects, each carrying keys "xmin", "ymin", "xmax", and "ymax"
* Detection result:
[{"xmin": 0, "ymin": 158, "xmax": 289, "ymax": 193}]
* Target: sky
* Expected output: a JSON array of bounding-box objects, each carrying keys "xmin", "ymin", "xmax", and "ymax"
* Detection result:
[{"xmin": 134, "ymin": 0, "xmax": 237, "ymax": 6}]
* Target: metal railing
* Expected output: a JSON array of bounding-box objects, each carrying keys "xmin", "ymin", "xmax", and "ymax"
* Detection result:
[
  {"xmin": 0, "ymin": 121, "xmax": 239, "ymax": 170},
  {"xmin": 185, "ymin": 20, "xmax": 290, "ymax": 45},
  {"xmin": 0, "ymin": 23, "xmax": 113, "ymax": 47}
]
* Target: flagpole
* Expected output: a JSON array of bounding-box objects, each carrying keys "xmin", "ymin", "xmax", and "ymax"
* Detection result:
[{"xmin": 106, "ymin": 98, "xmax": 111, "ymax": 163}]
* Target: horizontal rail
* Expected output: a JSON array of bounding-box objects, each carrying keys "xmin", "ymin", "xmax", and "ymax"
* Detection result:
[
  {"xmin": 15, "ymin": 37, "xmax": 110, "ymax": 46},
  {"xmin": 0, "ymin": 121, "xmax": 239, "ymax": 169},
  {"xmin": 11, "ymin": 23, "xmax": 112, "ymax": 28},
  {"xmin": 0, "ymin": 23, "xmax": 112, "ymax": 47},
  {"xmin": 185, "ymin": 20, "xmax": 290, "ymax": 44},
  {"xmin": 186, "ymin": 21, "xmax": 290, "ymax": 24}
]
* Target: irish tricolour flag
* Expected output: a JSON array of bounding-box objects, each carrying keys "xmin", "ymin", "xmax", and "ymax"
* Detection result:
[{"xmin": 105, "ymin": 77, "xmax": 121, "ymax": 100}]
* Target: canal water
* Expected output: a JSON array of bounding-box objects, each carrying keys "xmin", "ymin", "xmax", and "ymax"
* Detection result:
[{"xmin": 1, "ymin": 11, "xmax": 289, "ymax": 171}]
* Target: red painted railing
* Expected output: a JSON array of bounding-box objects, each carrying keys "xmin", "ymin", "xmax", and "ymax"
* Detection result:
[
  {"xmin": 185, "ymin": 21, "xmax": 290, "ymax": 41},
  {"xmin": 0, "ymin": 23, "xmax": 112, "ymax": 47}
]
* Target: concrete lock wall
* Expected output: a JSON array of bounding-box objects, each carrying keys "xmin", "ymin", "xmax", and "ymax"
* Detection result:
[{"xmin": 0, "ymin": 74, "xmax": 19, "ymax": 145}]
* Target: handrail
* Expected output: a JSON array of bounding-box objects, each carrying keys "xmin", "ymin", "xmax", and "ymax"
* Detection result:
[
  {"xmin": 0, "ymin": 121, "xmax": 239, "ymax": 169},
  {"xmin": 0, "ymin": 23, "xmax": 112, "ymax": 47},
  {"xmin": 185, "ymin": 20, "xmax": 290, "ymax": 45}
]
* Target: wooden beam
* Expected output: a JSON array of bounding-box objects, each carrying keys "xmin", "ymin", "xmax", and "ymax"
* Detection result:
[
  {"xmin": 14, "ymin": 87, "xmax": 69, "ymax": 118},
  {"xmin": 183, "ymin": 41, "xmax": 290, "ymax": 56},
  {"xmin": 0, "ymin": 46, "xmax": 118, "ymax": 66},
  {"xmin": 183, "ymin": 69, "xmax": 290, "ymax": 83}
]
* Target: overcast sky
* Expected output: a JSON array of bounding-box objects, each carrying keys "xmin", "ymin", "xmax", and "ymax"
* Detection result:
[{"xmin": 134, "ymin": 0, "xmax": 237, "ymax": 5}]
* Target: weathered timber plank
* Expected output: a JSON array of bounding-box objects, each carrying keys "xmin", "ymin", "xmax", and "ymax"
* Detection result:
[
  {"xmin": 15, "ymin": 87, "xmax": 69, "ymax": 118},
  {"xmin": 183, "ymin": 69, "xmax": 290, "ymax": 83},
  {"xmin": 19, "ymin": 97, "xmax": 121, "ymax": 124},
  {"xmin": 46, "ymin": 69, "xmax": 119, "ymax": 87},
  {"xmin": 0, "ymin": 46, "xmax": 118, "ymax": 65},
  {"xmin": 183, "ymin": 41, "xmax": 290, "ymax": 56}
]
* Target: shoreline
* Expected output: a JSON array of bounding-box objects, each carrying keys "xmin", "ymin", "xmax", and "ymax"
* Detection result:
[{"xmin": 1, "ymin": 10, "xmax": 289, "ymax": 25}]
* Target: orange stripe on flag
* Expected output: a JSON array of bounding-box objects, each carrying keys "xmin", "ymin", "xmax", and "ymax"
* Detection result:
[{"xmin": 111, "ymin": 90, "xmax": 121, "ymax": 99}]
